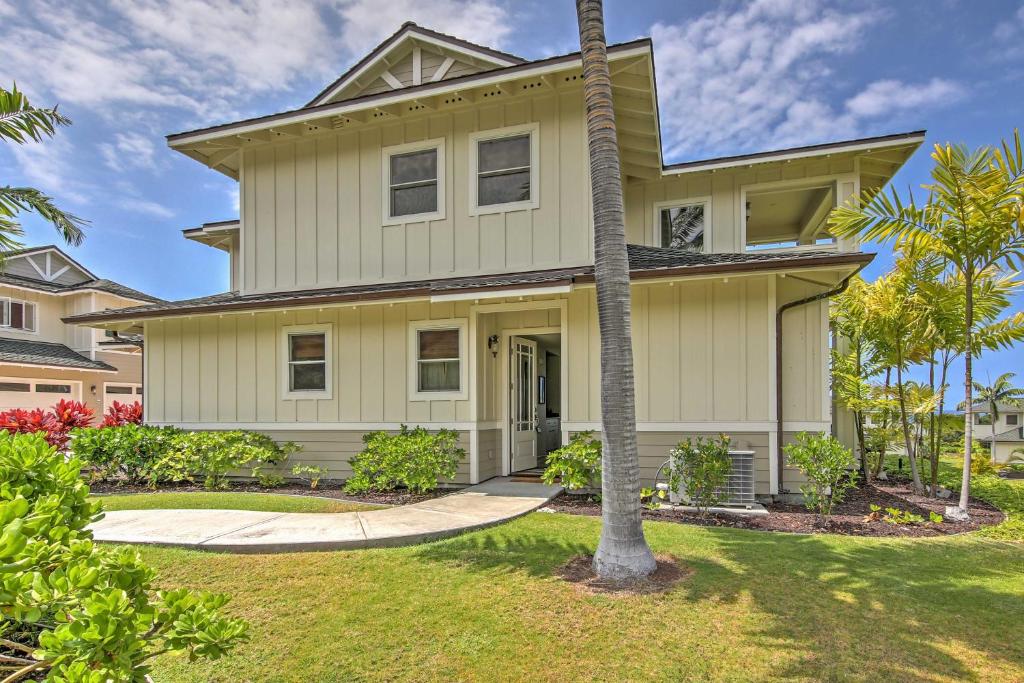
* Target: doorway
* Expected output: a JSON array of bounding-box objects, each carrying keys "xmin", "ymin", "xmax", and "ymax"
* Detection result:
[{"xmin": 506, "ymin": 332, "xmax": 562, "ymax": 474}]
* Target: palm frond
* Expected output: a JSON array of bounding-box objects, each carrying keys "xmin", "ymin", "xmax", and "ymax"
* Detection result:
[
  {"xmin": 0, "ymin": 83, "xmax": 72, "ymax": 144},
  {"xmin": 0, "ymin": 186, "xmax": 86, "ymax": 246}
]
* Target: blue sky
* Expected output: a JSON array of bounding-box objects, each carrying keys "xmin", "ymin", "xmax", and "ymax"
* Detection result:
[{"xmin": 1, "ymin": 0, "xmax": 1021, "ymax": 404}]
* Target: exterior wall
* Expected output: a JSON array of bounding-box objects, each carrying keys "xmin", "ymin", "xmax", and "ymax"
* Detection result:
[
  {"xmin": 623, "ymin": 155, "xmax": 859, "ymax": 252},
  {"xmin": 477, "ymin": 428, "xmax": 501, "ymax": 481},
  {"xmin": 0, "ymin": 285, "xmax": 65, "ymax": 343},
  {"xmin": 972, "ymin": 412, "xmax": 1023, "ymax": 440},
  {"xmin": 238, "ymin": 89, "xmax": 593, "ymax": 294},
  {"xmin": 992, "ymin": 440, "xmax": 1023, "ymax": 464},
  {"xmin": 0, "ymin": 357, "xmax": 139, "ymax": 422}
]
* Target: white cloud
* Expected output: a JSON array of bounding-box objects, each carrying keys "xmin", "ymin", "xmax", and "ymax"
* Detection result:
[
  {"xmin": 992, "ymin": 4, "xmax": 1024, "ymax": 59},
  {"xmin": 116, "ymin": 197, "xmax": 175, "ymax": 219},
  {"xmin": 8, "ymin": 136, "xmax": 90, "ymax": 205},
  {"xmin": 334, "ymin": 0, "xmax": 513, "ymax": 56},
  {"xmin": 650, "ymin": 0, "xmax": 962, "ymax": 158},
  {"xmin": 99, "ymin": 132, "xmax": 161, "ymax": 172}
]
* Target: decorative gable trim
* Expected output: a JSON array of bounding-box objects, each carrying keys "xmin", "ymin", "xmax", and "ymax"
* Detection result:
[
  {"xmin": 5, "ymin": 246, "xmax": 96, "ymax": 283},
  {"xmin": 306, "ymin": 22, "xmax": 524, "ymax": 108}
]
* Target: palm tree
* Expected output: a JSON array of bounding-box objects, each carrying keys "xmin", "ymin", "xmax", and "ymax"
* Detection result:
[
  {"xmin": 963, "ymin": 372, "xmax": 1024, "ymax": 461},
  {"xmin": 0, "ymin": 83, "xmax": 86, "ymax": 252},
  {"xmin": 575, "ymin": 0, "xmax": 656, "ymax": 580},
  {"xmin": 830, "ymin": 131, "xmax": 1024, "ymax": 518}
]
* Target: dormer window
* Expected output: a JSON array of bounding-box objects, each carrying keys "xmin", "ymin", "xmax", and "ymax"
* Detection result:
[
  {"xmin": 382, "ymin": 138, "xmax": 445, "ymax": 224},
  {"xmin": 1, "ymin": 299, "xmax": 37, "ymax": 333},
  {"xmin": 655, "ymin": 199, "xmax": 709, "ymax": 253},
  {"xmin": 470, "ymin": 123, "xmax": 540, "ymax": 215}
]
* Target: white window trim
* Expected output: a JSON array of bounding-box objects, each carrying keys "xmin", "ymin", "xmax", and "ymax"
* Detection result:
[
  {"xmin": 280, "ymin": 323, "xmax": 333, "ymax": 400},
  {"xmin": 653, "ymin": 196, "xmax": 711, "ymax": 252},
  {"xmin": 408, "ymin": 318, "xmax": 468, "ymax": 401},
  {"xmin": 468, "ymin": 122, "xmax": 540, "ymax": 216},
  {"xmin": 381, "ymin": 137, "xmax": 446, "ymax": 226},
  {"xmin": 0, "ymin": 298, "xmax": 38, "ymax": 334}
]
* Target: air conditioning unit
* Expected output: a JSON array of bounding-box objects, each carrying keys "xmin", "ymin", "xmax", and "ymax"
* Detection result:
[{"xmin": 665, "ymin": 449, "xmax": 757, "ymax": 508}]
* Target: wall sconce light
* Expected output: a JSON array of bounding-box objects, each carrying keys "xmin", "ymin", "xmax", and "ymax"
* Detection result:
[
  {"xmin": 89, "ymin": 384, "xmax": 97, "ymax": 396},
  {"xmin": 487, "ymin": 335, "xmax": 500, "ymax": 358}
]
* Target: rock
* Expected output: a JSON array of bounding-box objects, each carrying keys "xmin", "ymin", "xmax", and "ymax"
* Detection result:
[
  {"xmin": 944, "ymin": 505, "xmax": 970, "ymax": 522},
  {"xmin": 936, "ymin": 487, "xmax": 953, "ymax": 499}
]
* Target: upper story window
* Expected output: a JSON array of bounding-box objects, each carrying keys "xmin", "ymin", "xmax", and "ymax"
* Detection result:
[
  {"xmin": 470, "ymin": 123, "xmax": 540, "ymax": 215},
  {"xmin": 409, "ymin": 319, "xmax": 468, "ymax": 401},
  {"xmin": 1007, "ymin": 414, "xmax": 1019, "ymax": 426},
  {"xmin": 744, "ymin": 180, "xmax": 838, "ymax": 252},
  {"xmin": 655, "ymin": 199, "xmax": 709, "ymax": 252},
  {"xmin": 382, "ymin": 139, "xmax": 445, "ymax": 225},
  {"xmin": 281, "ymin": 324, "xmax": 332, "ymax": 400},
  {"xmin": 1, "ymin": 299, "xmax": 37, "ymax": 332}
]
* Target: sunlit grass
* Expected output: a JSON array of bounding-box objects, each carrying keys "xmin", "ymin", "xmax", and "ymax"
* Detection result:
[{"xmin": 93, "ymin": 492, "xmax": 381, "ymax": 514}]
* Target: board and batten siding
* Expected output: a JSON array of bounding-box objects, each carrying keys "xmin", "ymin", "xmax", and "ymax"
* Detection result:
[
  {"xmin": 238, "ymin": 90, "xmax": 593, "ymax": 294},
  {"xmin": 144, "ymin": 301, "xmax": 476, "ymax": 425}
]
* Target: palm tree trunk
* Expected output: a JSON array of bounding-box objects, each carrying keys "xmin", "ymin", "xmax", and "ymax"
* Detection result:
[
  {"xmin": 575, "ymin": 0, "xmax": 656, "ymax": 580},
  {"xmin": 875, "ymin": 367, "xmax": 892, "ymax": 479},
  {"xmin": 895, "ymin": 346, "xmax": 924, "ymax": 493},
  {"xmin": 958, "ymin": 274, "xmax": 975, "ymax": 517},
  {"xmin": 932, "ymin": 356, "xmax": 950, "ymax": 497},
  {"xmin": 928, "ymin": 348, "xmax": 937, "ymax": 495}
]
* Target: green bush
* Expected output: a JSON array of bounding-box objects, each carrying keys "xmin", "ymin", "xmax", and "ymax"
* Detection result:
[
  {"xmin": 251, "ymin": 465, "xmax": 286, "ymax": 488},
  {"xmin": 668, "ymin": 435, "xmax": 732, "ymax": 516},
  {"xmin": 541, "ymin": 432, "xmax": 601, "ymax": 491},
  {"xmin": 344, "ymin": 426, "xmax": 463, "ymax": 494},
  {"xmin": 155, "ymin": 431, "xmax": 299, "ymax": 490},
  {"xmin": 0, "ymin": 431, "xmax": 247, "ymax": 681},
  {"xmin": 292, "ymin": 463, "xmax": 329, "ymax": 490},
  {"xmin": 785, "ymin": 432, "xmax": 858, "ymax": 522},
  {"xmin": 69, "ymin": 423, "xmax": 181, "ymax": 485}
]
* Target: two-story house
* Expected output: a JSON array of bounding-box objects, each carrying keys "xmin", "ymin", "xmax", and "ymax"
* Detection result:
[
  {"xmin": 66, "ymin": 23, "xmax": 923, "ymax": 500},
  {"xmin": 969, "ymin": 401, "xmax": 1024, "ymax": 463},
  {"xmin": 1, "ymin": 245, "xmax": 159, "ymax": 418}
]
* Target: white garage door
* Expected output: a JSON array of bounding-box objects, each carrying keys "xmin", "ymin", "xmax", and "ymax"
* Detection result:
[
  {"xmin": 0, "ymin": 378, "xmax": 82, "ymax": 412},
  {"xmin": 103, "ymin": 383, "xmax": 142, "ymax": 414}
]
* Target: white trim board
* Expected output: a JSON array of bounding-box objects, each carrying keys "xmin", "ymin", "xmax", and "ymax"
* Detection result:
[{"xmin": 560, "ymin": 421, "xmax": 832, "ymax": 433}]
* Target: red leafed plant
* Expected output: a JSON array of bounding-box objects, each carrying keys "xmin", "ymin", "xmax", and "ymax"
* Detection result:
[
  {"xmin": 0, "ymin": 399, "xmax": 94, "ymax": 449},
  {"xmin": 101, "ymin": 400, "xmax": 144, "ymax": 427}
]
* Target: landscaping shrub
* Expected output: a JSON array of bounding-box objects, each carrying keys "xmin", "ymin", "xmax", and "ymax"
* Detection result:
[
  {"xmin": 101, "ymin": 400, "xmax": 143, "ymax": 427},
  {"xmin": 668, "ymin": 435, "xmax": 732, "ymax": 516},
  {"xmin": 155, "ymin": 431, "xmax": 299, "ymax": 490},
  {"xmin": 0, "ymin": 399, "xmax": 93, "ymax": 450},
  {"xmin": 541, "ymin": 431, "xmax": 602, "ymax": 491},
  {"xmin": 784, "ymin": 432, "xmax": 859, "ymax": 523},
  {"xmin": 251, "ymin": 464, "xmax": 286, "ymax": 488},
  {"xmin": 292, "ymin": 463, "xmax": 329, "ymax": 489},
  {"xmin": 344, "ymin": 425, "xmax": 463, "ymax": 493},
  {"xmin": 69, "ymin": 423, "xmax": 181, "ymax": 485},
  {"xmin": 0, "ymin": 431, "xmax": 247, "ymax": 681}
]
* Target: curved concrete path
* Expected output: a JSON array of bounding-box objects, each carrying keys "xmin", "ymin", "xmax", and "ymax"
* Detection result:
[{"xmin": 89, "ymin": 477, "xmax": 562, "ymax": 553}]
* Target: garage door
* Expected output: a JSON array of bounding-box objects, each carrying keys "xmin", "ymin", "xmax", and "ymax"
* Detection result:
[
  {"xmin": 0, "ymin": 379, "xmax": 82, "ymax": 412},
  {"xmin": 103, "ymin": 383, "xmax": 142, "ymax": 414}
]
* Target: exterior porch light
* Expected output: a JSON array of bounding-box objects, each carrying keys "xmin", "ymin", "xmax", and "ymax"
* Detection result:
[{"xmin": 487, "ymin": 334, "xmax": 500, "ymax": 358}]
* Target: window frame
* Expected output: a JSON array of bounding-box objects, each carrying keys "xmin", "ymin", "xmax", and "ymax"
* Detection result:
[
  {"xmin": 653, "ymin": 197, "xmax": 711, "ymax": 252},
  {"xmin": 408, "ymin": 318, "xmax": 468, "ymax": 401},
  {"xmin": 381, "ymin": 138, "xmax": 446, "ymax": 226},
  {"xmin": 280, "ymin": 323, "xmax": 333, "ymax": 400},
  {"xmin": 468, "ymin": 123, "xmax": 540, "ymax": 216},
  {"xmin": 1007, "ymin": 413, "xmax": 1019, "ymax": 426},
  {"xmin": 0, "ymin": 297, "xmax": 38, "ymax": 333}
]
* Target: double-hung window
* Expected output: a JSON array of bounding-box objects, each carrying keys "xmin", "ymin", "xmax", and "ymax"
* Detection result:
[
  {"xmin": 382, "ymin": 139, "xmax": 445, "ymax": 224},
  {"xmin": 409, "ymin": 320, "xmax": 467, "ymax": 400},
  {"xmin": 470, "ymin": 123, "xmax": 539, "ymax": 214},
  {"xmin": 281, "ymin": 324, "xmax": 332, "ymax": 399},
  {"xmin": 655, "ymin": 199, "xmax": 709, "ymax": 253},
  {"xmin": 0, "ymin": 299, "xmax": 37, "ymax": 332}
]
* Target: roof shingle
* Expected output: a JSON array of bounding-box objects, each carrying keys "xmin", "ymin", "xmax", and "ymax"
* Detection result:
[{"xmin": 0, "ymin": 338, "xmax": 116, "ymax": 372}]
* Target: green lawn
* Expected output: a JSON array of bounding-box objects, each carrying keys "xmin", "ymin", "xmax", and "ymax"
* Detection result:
[
  {"xmin": 933, "ymin": 457, "xmax": 1024, "ymax": 541},
  {"xmin": 93, "ymin": 492, "xmax": 381, "ymax": 514},
  {"xmin": 136, "ymin": 512, "xmax": 1024, "ymax": 682}
]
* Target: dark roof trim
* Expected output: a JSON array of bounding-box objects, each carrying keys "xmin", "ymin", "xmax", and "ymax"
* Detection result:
[
  {"xmin": 306, "ymin": 22, "xmax": 525, "ymax": 108},
  {"xmin": 63, "ymin": 251, "xmax": 871, "ymax": 325},
  {"xmin": 664, "ymin": 131, "xmax": 927, "ymax": 172},
  {"xmin": 166, "ymin": 39, "xmax": 652, "ymax": 144},
  {"xmin": 183, "ymin": 219, "xmax": 240, "ymax": 236}
]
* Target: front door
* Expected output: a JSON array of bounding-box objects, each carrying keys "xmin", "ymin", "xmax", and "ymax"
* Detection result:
[{"xmin": 510, "ymin": 336, "xmax": 538, "ymax": 472}]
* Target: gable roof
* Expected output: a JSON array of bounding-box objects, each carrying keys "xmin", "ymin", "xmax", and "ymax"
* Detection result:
[
  {"xmin": 2, "ymin": 245, "xmax": 97, "ymax": 282},
  {"xmin": 0, "ymin": 245, "xmax": 162, "ymax": 304},
  {"xmin": 307, "ymin": 22, "xmax": 525, "ymax": 107}
]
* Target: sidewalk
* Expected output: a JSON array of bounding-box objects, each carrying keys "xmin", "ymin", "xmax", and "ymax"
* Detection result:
[{"xmin": 89, "ymin": 477, "xmax": 562, "ymax": 553}]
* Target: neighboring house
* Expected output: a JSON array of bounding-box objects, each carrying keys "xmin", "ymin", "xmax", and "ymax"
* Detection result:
[
  {"xmin": 66, "ymin": 23, "xmax": 924, "ymax": 500},
  {"xmin": 1, "ymin": 245, "xmax": 159, "ymax": 418},
  {"xmin": 969, "ymin": 402, "xmax": 1024, "ymax": 463}
]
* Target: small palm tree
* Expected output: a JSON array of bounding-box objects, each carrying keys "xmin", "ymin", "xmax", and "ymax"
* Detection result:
[
  {"xmin": 0, "ymin": 83, "xmax": 86, "ymax": 253},
  {"xmin": 962, "ymin": 372, "xmax": 1024, "ymax": 461},
  {"xmin": 830, "ymin": 131, "xmax": 1024, "ymax": 517},
  {"xmin": 575, "ymin": 0, "xmax": 656, "ymax": 580}
]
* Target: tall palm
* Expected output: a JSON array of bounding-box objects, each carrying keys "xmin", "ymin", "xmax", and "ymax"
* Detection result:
[
  {"xmin": 575, "ymin": 0, "xmax": 655, "ymax": 580},
  {"xmin": 0, "ymin": 83, "xmax": 86, "ymax": 252},
  {"xmin": 962, "ymin": 372, "xmax": 1024, "ymax": 461},
  {"xmin": 830, "ymin": 131, "xmax": 1024, "ymax": 517}
]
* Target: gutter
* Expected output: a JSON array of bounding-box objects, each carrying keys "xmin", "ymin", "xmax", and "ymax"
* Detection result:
[{"xmin": 774, "ymin": 265, "xmax": 866, "ymax": 494}]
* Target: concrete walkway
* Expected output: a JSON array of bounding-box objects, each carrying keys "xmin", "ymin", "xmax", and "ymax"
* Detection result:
[{"xmin": 89, "ymin": 478, "xmax": 562, "ymax": 553}]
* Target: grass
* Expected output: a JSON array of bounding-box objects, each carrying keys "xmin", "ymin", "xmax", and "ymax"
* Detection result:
[
  {"xmin": 93, "ymin": 492, "xmax": 381, "ymax": 514},
  {"xmin": 933, "ymin": 457, "xmax": 1024, "ymax": 541},
  {"xmin": 135, "ymin": 512, "xmax": 1024, "ymax": 683}
]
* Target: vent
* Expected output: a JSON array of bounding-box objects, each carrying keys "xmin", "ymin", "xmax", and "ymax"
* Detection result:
[{"xmin": 723, "ymin": 450, "xmax": 756, "ymax": 506}]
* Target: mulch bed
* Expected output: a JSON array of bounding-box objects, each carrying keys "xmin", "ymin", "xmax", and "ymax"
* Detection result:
[
  {"xmin": 545, "ymin": 480, "xmax": 1004, "ymax": 537},
  {"xmin": 87, "ymin": 480, "xmax": 455, "ymax": 506},
  {"xmin": 557, "ymin": 554, "xmax": 690, "ymax": 596}
]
